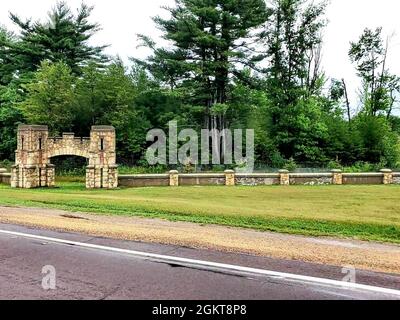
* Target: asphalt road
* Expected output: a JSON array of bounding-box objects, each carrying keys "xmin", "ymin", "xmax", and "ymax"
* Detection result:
[{"xmin": 0, "ymin": 223, "xmax": 399, "ymax": 300}]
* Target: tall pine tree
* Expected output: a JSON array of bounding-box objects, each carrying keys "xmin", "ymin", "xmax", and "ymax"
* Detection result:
[
  {"xmin": 6, "ymin": 1, "xmax": 107, "ymax": 76},
  {"xmin": 137, "ymin": 0, "xmax": 268, "ymax": 132}
]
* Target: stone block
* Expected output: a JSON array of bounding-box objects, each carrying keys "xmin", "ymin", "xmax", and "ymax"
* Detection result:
[
  {"xmin": 279, "ymin": 170, "xmax": 290, "ymax": 186},
  {"xmin": 224, "ymin": 170, "xmax": 235, "ymax": 186},
  {"xmin": 169, "ymin": 170, "xmax": 179, "ymax": 186},
  {"xmin": 331, "ymin": 169, "xmax": 343, "ymax": 185},
  {"xmin": 380, "ymin": 169, "xmax": 393, "ymax": 185}
]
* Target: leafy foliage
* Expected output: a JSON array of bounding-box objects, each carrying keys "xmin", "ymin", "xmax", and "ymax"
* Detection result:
[
  {"xmin": 6, "ymin": 1, "xmax": 107, "ymax": 75},
  {"xmin": 137, "ymin": 0, "xmax": 268, "ymax": 133},
  {"xmin": 20, "ymin": 61, "xmax": 76, "ymax": 134}
]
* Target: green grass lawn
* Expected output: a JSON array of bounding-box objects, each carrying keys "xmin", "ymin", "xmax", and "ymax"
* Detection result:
[{"xmin": 0, "ymin": 182, "xmax": 399, "ymax": 243}]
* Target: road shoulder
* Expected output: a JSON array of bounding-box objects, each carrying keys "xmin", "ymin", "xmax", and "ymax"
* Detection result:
[{"xmin": 0, "ymin": 205, "xmax": 399, "ymax": 275}]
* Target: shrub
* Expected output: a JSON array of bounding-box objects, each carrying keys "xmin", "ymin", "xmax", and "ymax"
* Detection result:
[
  {"xmin": 327, "ymin": 159, "xmax": 342, "ymax": 170},
  {"xmin": 284, "ymin": 157, "xmax": 298, "ymax": 172}
]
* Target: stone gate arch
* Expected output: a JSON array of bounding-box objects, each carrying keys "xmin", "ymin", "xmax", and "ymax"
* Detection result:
[{"xmin": 11, "ymin": 125, "xmax": 118, "ymax": 189}]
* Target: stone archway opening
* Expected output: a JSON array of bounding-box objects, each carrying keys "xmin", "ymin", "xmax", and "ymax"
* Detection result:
[
  {"xmin": 11, "ymin": 125, "xmax": 118, "ymax": 189},
  {"xmin": 49, "ymin": 155, "xmax": 89, "ymax": 185}
]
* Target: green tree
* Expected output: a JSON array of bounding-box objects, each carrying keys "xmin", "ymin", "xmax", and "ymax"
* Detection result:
[
  {"xmin": 0, "ymin": 84, "xmax": 25, "ymax": 159},
  {"xmin": 353, "ymin": 114, "xmax": 400, "ymax": 167},
  {"xmin": 261, "ymin": 0, "xmax": 328, "ymax": 163},
  {"xmin": 74, "ymin": 61, "xmax": 152, "ymax": 162},
  {"xmin": 0, "ymin": 27, "xmax": 18, "ymax": 86},
  {"xmin": 349, "ymin": 28, "xmax": 400, "ymax": 116},
  {"xmin": 98, "ymin": 62, "xmax": 152, "ymax": 163},
  {"xmin": 74, "ymin": 62, "xmax": 106, "ymax": 134},
  {"xmin": 137, "ymin": 0, "xmax": 268, "ymax": 131},
  {"xmin": 6, "ymin": 1, "xmax": 107, "ymax": 76},
  {"xmin": 20, "ymin": 61, "xmax": 76, "ymax": 134},
  {"xmin": 329, "ymin": 78, "xmax": 351, "ymax": 123}
]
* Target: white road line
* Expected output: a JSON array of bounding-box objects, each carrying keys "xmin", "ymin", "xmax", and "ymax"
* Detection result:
[{"xmin": 1, "ymin": 229, "xmax": 400, "ymax": 297}]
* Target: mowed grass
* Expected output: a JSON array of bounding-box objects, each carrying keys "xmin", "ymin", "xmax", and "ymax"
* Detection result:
[{"xmin": 0, "ymin": 182, "xmax": 399, "ymax": 243}]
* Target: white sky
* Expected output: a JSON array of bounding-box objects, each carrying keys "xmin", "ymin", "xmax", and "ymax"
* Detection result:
[{"xmin": 1, "ymin": 0, "xmax": 400, "ymax": 110}]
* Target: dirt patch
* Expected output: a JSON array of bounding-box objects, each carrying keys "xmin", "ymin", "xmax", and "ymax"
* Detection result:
[
  {"xmin": 0, "ymin": 205, "xmax": 399, "ymax": 274},
  {"xmin": 60, "ymin": 214, "xmax": 90, "ymax": 220}
]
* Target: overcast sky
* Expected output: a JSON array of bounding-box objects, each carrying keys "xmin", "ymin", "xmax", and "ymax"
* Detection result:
[{"xmin": 1, "ymin": 0, "xmax": 400, "ymax": 110}]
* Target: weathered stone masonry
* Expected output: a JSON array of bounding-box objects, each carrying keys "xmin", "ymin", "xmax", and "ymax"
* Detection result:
[
  {"xmin": 11, "ymin": 125, "xmax": 118, "ymax": 189},
  {"xmin": 118, "ymin": 169, "xmax": 400, "ymax": 188}
]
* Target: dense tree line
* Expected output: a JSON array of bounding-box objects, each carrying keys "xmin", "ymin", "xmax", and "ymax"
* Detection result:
[{"xmin": 0, "ymin": 0, "xmax": 399, "ymax": 169}]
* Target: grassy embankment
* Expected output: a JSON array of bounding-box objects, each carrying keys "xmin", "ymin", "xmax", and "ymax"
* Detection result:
[{"xmin": 0, "ymin": 181, "xmax": 399, "ymax": 243}]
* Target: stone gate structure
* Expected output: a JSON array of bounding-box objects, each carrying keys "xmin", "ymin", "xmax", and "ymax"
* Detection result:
[{"xmin": 11, "ymin": 125, "xmax": 118, "ymax": 189}]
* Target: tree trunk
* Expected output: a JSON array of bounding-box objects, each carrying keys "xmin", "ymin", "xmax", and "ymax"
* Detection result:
[{"xmin": 342, "ymin": 79, "xmax": 351, "ymax": 122}]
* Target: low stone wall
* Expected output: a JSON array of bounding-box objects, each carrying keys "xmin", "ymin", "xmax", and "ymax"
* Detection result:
[
  {"xmin": 1, "ymin": 167, "xmax": 400, "ymax": 188},
  {"xmin": 289, "ymin": 173, "xmax": 333, "ymax": 186},
  {"xmin": 179, "ymin": 173, "xmax": 226, "ymax": 186},
  {"xmin": 0, "ymin": 169, "xmax": 11, "ymax": 185},
  {"xmin": 118, "ymin": 174, "xmax": 169, "ymax": 187},
  {"xmin": 235, "ymin": 173, "xmax": 280, "ymax": 186},
  {"xmin": 342, "ymin": 173, "xmax": 384, "ymax": 185},
  {"xmin": 393, "ymin": 173, "xmax": 400, "ymax": 184},
  {"xmin": 117, "ymin": 169, "xmax": 400, "ymax": 188}
]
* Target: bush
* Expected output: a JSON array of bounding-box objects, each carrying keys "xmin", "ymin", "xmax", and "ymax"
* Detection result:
[
  {"xmin": 327, "ymin": 159, "xmax": 342, "ymax": 170},
  {"xmin": 343, "ymin": 161, "xmax": 380, "ymax": 173},
  {"xmin": 0, "ymin": 160, "xmax": 12, "ymax": 170},
  {"xmin": 269, "ymin": 151, "xmax": 286, "ymax": 168},
  {"xmin": 118, "ymin": 165, "xmax": 168, "ymax": 174},
  {"xmin": 283, "ymin": 157, "xmax": 298, "ymax": 172},
  {"xmin": 353, "ymin": 115, "xmax": 400, "ymax": 168}
]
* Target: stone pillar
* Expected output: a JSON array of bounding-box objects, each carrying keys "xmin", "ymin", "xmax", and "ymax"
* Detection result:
[
  {"xmin": 279, "ymin": 170, "xmax": 290, "ymax": 186},
  {"xmin": 169, "ymin": 170, "xmax": 179, "ymax": 186},
  {"xmin": 107, "ymin": 165, "xmax": 119, "ymax": 189},
  {"xmin": 11, "ymin": 125, "xmax": 50, "ymax": 189},
  {"xmin": 46, "ymin": 164, "xmax": 55, "ymax": 187},
  {"xmin": 331, "ymin": 169, "xmax": 343, "ymax": 185},
  {"xmin": 224, "ymin": 170, "xmax": 235, "ymax": 186},
  {"xmin": 11, "ymin": 165, "xmax": 18, "ymax": 188},
  {"xmin": 86, "ymin": 166, "xmax": 95, "ymax": 189},
  {"xmin": 88, "ymin": 126, "xmax": 118, "ymax": 189},
  {"xmin": 24, "ymin": 165, "xmax": 39, "ymax": 189},
  {"xmin": 0, "ymin": 168, "xmax": 7, "ymax": 185},
  {"xmin": 381, "ymin": 169, "xmax": 393, "ymax": 185}
]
